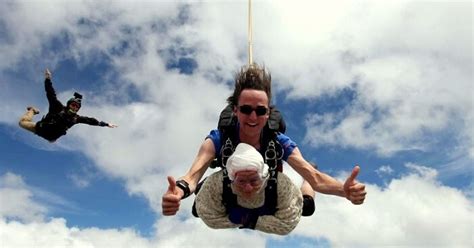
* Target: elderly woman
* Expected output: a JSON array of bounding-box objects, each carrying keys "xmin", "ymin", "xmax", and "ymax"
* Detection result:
[{"xmin": 195, "ymin": 143, "xmax": 303, "ymax": 235}]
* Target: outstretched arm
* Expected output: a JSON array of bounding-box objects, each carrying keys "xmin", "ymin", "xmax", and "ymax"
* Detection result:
[
  {"xmin": 44, "ymin": 69, "xmax": 63, "ymax": 113},
  {"xmin": 287, "ymin": 147, "xmax": 366, "ymax": 205},
  {"xmin": 162, "ymin": 138, "xmax": 215, "ymax": 216},
  {"xmin": 76, "ymin": 116, "xmax": 117, "ymax": 128}
]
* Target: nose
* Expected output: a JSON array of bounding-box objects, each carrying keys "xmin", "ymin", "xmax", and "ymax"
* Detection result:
[
  {"xmin": 243, "ymin": 183, "xmax": 254, "ymax": 191},
  {"xmin": 248, "ymin": 110, "xmax": 258, "ymax": 120}
]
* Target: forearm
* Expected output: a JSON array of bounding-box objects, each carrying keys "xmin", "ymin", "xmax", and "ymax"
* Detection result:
[
  {"xmin": 179, "ymin": 138, "xmax": 215, "ymax": 193},
  {"xmin": 288, "ymin": 149, "xmax": 346, "ymax": 197},
  {"xmin": 312, "ymin": 172, "xmax": 346, "ymax": 197},
  {"xmin": 255, "ymin": 215, "xmax": 298, "ymax": 235},
  {"xmin": 77, "ymin": 116, "xmax": 101, "ymax": 126},
  {"xmin": 201, "ymin": 215, "xmax": 239, "ymax": 229}
]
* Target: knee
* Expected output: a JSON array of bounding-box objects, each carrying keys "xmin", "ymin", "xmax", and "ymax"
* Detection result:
[{"xmin": 18, "ymin": 119, "xmax": 26, "ymax": 128}]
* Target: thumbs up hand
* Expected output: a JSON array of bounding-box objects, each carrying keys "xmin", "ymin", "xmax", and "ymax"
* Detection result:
[
  {"xmin": 343, "ymin": 165, "xmax": 367, "ymax": 205},
  {"xmin": 162, "ymin": 176, "xmax": 184, "ymax": 215}
]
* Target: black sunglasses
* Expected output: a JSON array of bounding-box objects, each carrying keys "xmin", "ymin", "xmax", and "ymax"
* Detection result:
[{"xmin": 239, "ymin": 105, "xmax": 268, "ymax": 116}]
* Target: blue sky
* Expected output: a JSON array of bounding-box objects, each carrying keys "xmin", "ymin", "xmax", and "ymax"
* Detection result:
[{"xmin": 0, "ymin": 1, "xmax": 472, "ymax": 247}]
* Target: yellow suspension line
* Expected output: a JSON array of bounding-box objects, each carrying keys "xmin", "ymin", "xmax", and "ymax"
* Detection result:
[{"xmin": 248, "ymin": 0, "xmax": 253, "ymax": 67}]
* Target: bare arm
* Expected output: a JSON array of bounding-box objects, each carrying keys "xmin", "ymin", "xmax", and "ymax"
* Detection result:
[
  {"xmin": 287, "ymin": 147, "xmax": 346, "ymax": 197},
  {"xmin": 287, "ymin": 147, "xmax": 366, "ymax": 204},
  {"xmin": 179, "ymin": 138, "xmax": 216, "ymax": 193},
  {"xmin": 162, "ymin": 138, "xmax": 216, "ymax": 216}
]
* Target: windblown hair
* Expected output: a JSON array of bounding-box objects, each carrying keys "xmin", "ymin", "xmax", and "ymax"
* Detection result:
[{"xmin": 226, "ymin": 63, "xmax": 272, "ymax": 106}]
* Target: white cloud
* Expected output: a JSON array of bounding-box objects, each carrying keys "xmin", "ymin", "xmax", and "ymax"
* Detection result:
[
  {"xmin": 375, "ymin": 165, "xmax": 394, "ymax": 177},
  {"xmin": 0, "ymin": 218, "xmax": 154, "ymax": 248},
  {"xmin": 2, "ymin": 164, "xmax": 473, "ymax": 247},
  {"xmin": 294, "ymin": 163, "xmax": 473, "ymax": 247},
  {"xmin": 68, "ymin": 174, "xmax": 90, "ymax": 189},
  {"xmin": 0, "ymin": 173, "xmax": 46, "ymax": 222}
]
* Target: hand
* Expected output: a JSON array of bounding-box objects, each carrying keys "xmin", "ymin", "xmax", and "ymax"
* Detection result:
[
  {"xmin": 228, "ymin": 208, "xmax": 259, "ymax": 227},
  {"xmin": 228, "ymin": 208, "xmax": 248, "ymax": 224},
  {"xmin": 108, "ymin": 123, "xmax": 118, "ymax": 128},
  {"xmin": 162, "ymin": 176, "xmax": 184, "ymax": 216},
  {"xmin": 343, "ymin": 165, "xmax": 366, "ymax": 205},
  {"xmin": 45, "ymin": 69, "xmax": 51, "ymax": 79}
]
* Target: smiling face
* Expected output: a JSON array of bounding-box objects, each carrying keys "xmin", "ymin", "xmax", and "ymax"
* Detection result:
[
  {"xmin": 234, "ymin": 89, "xmax": 270, "ymax": 140},
  {"xmin": 231, "ymin": 170, "xmax": 264, "ymax": 199}
]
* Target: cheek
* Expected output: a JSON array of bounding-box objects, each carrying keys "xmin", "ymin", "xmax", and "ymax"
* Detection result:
[{"xmin": 258, "ymin": 115, "xmax": 269, "ymax": 125}]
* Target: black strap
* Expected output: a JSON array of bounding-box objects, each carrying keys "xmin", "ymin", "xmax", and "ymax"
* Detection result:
[
  {"xmin": 176, "ymin": 179, "xmax": 191, "ymax": 199},
  {"xmin": 263, "ymin": 173, "xmax": 278, "ymax": 215},
  {"xmin": 222, "ymin": 176, "xmax": 237, "ymax": 213}
]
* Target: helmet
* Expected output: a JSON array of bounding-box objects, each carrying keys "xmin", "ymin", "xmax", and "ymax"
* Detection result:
[{"xmin": 67, "ymin": 92, "xmax": 82, "ymax": 113}]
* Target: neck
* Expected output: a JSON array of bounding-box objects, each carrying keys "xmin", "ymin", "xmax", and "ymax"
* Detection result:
[{"xmin": 239, "ymin": 132, "xmax": 261, "ymax": 149}]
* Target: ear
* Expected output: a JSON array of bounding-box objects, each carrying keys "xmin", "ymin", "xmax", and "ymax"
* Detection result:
[{"xmin": 233, "ymin": 105, "xmax": 238, "ymax": 115}]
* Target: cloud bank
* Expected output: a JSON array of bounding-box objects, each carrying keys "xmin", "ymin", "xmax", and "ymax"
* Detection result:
[{"xmin": 1, "ymin": 163, "xmax": 473, "ymax": 247}]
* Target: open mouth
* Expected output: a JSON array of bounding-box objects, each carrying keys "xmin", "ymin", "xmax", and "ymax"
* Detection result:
[{"xmin": 246, "ymin": 123, "xmax": 258, "ymax": 127}]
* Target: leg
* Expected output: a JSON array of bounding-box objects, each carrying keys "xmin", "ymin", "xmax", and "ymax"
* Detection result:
[
  {"xmin": 19, "ymin": 107, "xmax": 39, "ymax": 133},
  {"xmin": 301, "ymin": 180, "xmax": 316, "ymax": 216}
]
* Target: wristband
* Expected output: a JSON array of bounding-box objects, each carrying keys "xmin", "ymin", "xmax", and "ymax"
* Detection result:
[{"xmin": 176, "ymin": 179, "xmax": 191, "ymax": 199}]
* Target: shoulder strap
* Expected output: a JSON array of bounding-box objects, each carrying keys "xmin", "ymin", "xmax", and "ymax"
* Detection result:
[
  {"xmin": 213, "ymin": 105, "xmax": 238, "ymax": 169},
  {"xmin": 262, "ymin": 172, "xmax": 278, "ymax": 215},
  {"xmin": 218, "ymin": 104, "xmax": 234, "ymax": 130},
  {"xmin": 222, "ymin": 175, "xmax": 237, "ymax": 213}
]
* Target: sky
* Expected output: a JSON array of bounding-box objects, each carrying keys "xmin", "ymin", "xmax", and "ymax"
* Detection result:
[{"xmin": 0, "ymin": 0, "xmax": 472, "ymax": 247}]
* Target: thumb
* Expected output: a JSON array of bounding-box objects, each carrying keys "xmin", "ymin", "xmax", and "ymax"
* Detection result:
[
  {"xmin": 167, "ymin": 176, "xmax": 177, "ymax": 194},
  {"xmin": 347, "ymin": 165, "xmax": 360, "ymax": 184}
]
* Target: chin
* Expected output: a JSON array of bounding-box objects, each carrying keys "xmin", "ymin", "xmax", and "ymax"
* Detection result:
[{"xmin": 241, "ymin": 192, "xmax": 256, "ymax": 199}]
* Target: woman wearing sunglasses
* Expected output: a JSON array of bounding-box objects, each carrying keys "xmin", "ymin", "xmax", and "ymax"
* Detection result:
[
  {"xmin": 195, "ymin": 143, "xmax": 303, "ymax": 235},
  {"xmin": 162, "ymin": 64, "xmax": 366, "ymax": 218},
  {"xmin": 19, "ymin": 69, "xmax": 118, "ymax": 142}
]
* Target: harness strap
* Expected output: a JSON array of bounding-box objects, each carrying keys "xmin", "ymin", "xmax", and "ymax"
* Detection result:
[{"xmin": 222, "ymin": 176, "xmax": 237, "ymax": 213}]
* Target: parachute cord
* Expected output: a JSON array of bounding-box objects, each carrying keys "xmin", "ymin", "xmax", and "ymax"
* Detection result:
[{"xmin": 248, "ymin": 0, "xmax": 253, "ymax": 66}]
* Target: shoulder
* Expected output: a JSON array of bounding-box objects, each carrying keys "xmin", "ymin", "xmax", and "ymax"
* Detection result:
[
  {"xmin": 276, "ymin": 133, "xmax": 295, "ymax": 145},
  {"xmin": 276, "ymin": 173, "xmax": 299, "ymax": 195},
  {"xmin": 200, "ymin": 170, "xmax": 224, "ymax": 194},
  {"xmin": 276, "ymin": 172, "xmax": 293, "ymax": 185},
  {"xmin": 207, "ymin": 129, "xmax": 221, "ymax": 140},
  {"xmin": 275, "ymin": 133, "xmax": 297, "ymax": 160},
  {"xmin": 206, "ymin": 129, "xmax": 221, "ymax": 155}
]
